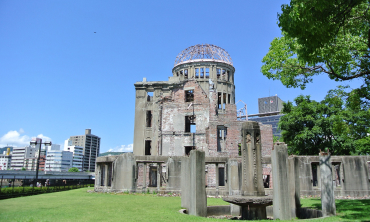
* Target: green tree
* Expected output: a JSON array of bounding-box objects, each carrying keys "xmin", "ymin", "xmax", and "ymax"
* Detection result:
[
  {"xmin": 280, "ymin": 87, "xmax": 370, "ymax": 155},
  {"xmin": 21, "ymin": 167, "xmax": 26, "ymax": 171},
  {"xmin": 262, "ymin": 0, "xmax": 370, "ymax": 105},
  {"xmin": 68, "ymin": 167, "xmax": 79, "ymax": 172}
]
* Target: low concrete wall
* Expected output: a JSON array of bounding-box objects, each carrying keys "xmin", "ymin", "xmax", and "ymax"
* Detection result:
[
  {"xmin": 266, "ymin": 206, "xmax": 323, "ymax": 219},
  {"xmin": 207, "ymin": 206, "xmax": 230, "ymax": 216}
]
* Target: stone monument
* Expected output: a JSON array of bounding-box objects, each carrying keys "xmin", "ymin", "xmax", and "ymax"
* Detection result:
[{"xmin": 223, "ymin": 122, "xmax": 272, "ymax": 220}]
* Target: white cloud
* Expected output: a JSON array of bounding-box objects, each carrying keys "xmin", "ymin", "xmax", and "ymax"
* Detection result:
[
  {"xmin": 0, "ymin": 130, "xmax": 52, "ymax": 148},
  {"xmin": 108, "ymin": 144, "xmax": 133, "ymax": 152}
]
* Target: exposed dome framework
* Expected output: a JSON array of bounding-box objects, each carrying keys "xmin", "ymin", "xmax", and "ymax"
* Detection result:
[{"xmin": 174, "ymin": 44, "xmax": 233, "ymax": 67}]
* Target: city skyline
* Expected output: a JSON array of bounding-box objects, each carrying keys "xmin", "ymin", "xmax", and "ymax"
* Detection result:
[{"xmin": 0, "ymin": 1, "xmax": 363, "ymax": 153}]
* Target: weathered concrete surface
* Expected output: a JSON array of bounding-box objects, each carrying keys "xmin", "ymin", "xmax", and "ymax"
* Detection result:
[
  {"xmin": 112, "ymin": 153, "xmax": 136, "ymax": 192},
  {"xmin": 188, "ymin": 150, "xmax": 207, "ymax": 217},
  {"xmin": 166, "ymin": 157, "xmax": 182, "ymax": 192},
  {"xmin": 288, "ymin": 155, "xmax": 301, "ymax": 218},
  {"xmin": 320, "ymin": 152, "xmax": 336, "ymax": 216},
  {"xmin": 271, "ymin": 142, "xmax": 292, "ymax": 220},
  {"xmin": 240, "ymin": 121, "xmax": 265, "ymax": 196},
  {"xmin": 207, "ymin": 205, "xmax": 230, "ymax": 216},
  {"xmin": 180, "ymin": 157, "xmax": 190, "ymax": 209},
  {"xmin": 223, "ymin": 196, "xmax": 273, "ymax": 220},
  {"xmin": 341, "ymin": 157, "xmax": 370, "ymax": 197}
]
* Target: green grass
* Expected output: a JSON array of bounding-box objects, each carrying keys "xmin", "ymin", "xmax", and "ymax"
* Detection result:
[{"xmin": 0, "ymin": 188, "xmax": 369, "ymax": 221}]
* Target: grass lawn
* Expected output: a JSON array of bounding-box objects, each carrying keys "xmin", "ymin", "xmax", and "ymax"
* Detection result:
[{"xmin": 0, "ymin": 188, "xmax": 368, "ymax": 222}]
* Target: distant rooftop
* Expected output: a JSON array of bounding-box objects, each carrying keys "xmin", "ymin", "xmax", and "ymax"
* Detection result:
[{"xmin": 174, "ymin": 44, "xmax": 233, "ymax": 67}]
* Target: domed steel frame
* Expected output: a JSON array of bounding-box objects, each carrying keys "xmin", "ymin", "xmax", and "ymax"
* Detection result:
[{"xmin": 174, "ymin": 44, "xmax": 233, "ymax": 67}]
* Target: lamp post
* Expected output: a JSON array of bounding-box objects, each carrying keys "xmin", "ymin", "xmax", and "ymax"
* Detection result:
[{"xmin": 30, "ymin": 138, "xmax": 52, "ymax": 187}]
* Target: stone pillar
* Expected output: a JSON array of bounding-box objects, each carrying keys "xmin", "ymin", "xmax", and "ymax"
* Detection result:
[
  {"xmin": 272, "ymin": 142, "xmax": 292, "ymax": 220},
  {"xmin": 167, "ymin": 157, "xmax": 182, "ymax": 193},
  {"xmin": 181, "ymin": 157, "xmax": 190, "ymax": 208},
  {"xmin": 143, "ymin": 163, "xmax": 147, "ymax": 193},
  {"xmin": 104, "ymin": 163, "xmax": 109, "ymax": 186},
  {"xmin": 320, "ymin": 151, "xmax": 336, "ymax": 216},
  {"xmin": 157, "ymin": 163, "xmax": 161, "ymax": 191},
  {"xmin": 188, "ymin": 150, "xmax": 207, "ymax": 217},
  {"xmin": 288, "ymin": 155, "xmax": 301, "ymax": 218},
  {"xmin": 240, "ymin": 122, "xmax": 265, "ymax": 196}
]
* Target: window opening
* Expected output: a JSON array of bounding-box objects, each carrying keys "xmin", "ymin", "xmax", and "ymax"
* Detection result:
[
  {"xmin": 185, "ymin": 90, "xmax": 194, "ymax": 102},
  {"xmin": 195, "ymin": 68, "xmax": 199, "ymax": 78},
  {"xmin": 184, "ymin": 69, "xmax": 188, "ymax": 79},
  {"xmin": 218, "ymin": 167, "xmax": 225, "ymax": 186},
  {"xmin": 222, "ymin": 69, "xmax": 226, "ymax": 80},
  {"xmin": 180, "ymin": 70, "xmax": 183, "ymax": 75},
  {"xmin": 311, "ymin": 163, "xmax": 318, "ymax": 187},
  {"xmin": 332, "ymin": 163, "xmax": 341, "ymax": 186},
  {"xmin": 200, "ymin": 68, "xmax": 204, "ymax": 78},
  {"xmin": 238, "ymin": 144, "xmax": 241, "ymax": 156},
  {"xmin": 217, "ymin": 69, "xmax": 221, "ymax": 79},
  {"xmin": 227, "ymin": 71, "xmax": 230, "ymax": 81},
  {"xmin": 206, "ymin": 68, "xmax": 209, "ymax": 78},
  {"xmin": 146, "ymin": 111, "xmax": 152, "ymax": 127},
  {"xmin": 223, "ymin": 93, "xmax": 227, "ymax": 109},
  {"xmin": 149, "ymin": 166, "xmax": 157, "ymax": 187},
  {"xmin": 185, "ymin": 146, "xmax": 195, "ymax": 156},
  {"xmin": 217, "ymin": 126, "xmax": 227, "ymax": 152},
  {"xmin": 263, "ymin": 175, "xmax": 270, "ymax": 188},
  {"xmin": 107, "ymin": 163, "xmax": 112, "ymax": 186},
  {"xmin": 100, "ymin": 164, "xmax": 105, "ymax": 186},
  {"xmin": 176, "ymin": 72, "xmax": 179, "ymax": 77},
  {"xmin": 147, "ymin": 92, "xmax": 153, "ymax": 102},
  {"xmin": 145, "ymin": 140, "xmax": 151, "ymax": 155},
  {"xmin": 218, "ymin": 92, "xmax": 222, "ymax": 109},
  {"xmin": 228, "ymin": 94, "xmax": 231, "ymax": 104},
  {"xmin": 185, "ymin": 115, "xmax": 196, "ymax": 133}
]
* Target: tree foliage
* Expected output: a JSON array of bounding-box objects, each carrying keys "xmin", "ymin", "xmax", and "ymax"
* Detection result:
[
  {"xmin": 68, "ymin": 167, "xmax": 79, "ymax": 172},
  {"xmin": 280, "ymin": 87, "xmax": 370, "ymax": 155},
  {"xmin": 262, "ymin": 0, "xmax": 370, "ymax": 105}
]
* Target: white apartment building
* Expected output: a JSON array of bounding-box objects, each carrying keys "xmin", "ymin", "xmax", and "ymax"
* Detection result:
[
  {"xmin": 64, "ymin": 140, "xmax": 84, "ymax": 171},
  {"xmin": 10, "ymin": 146, "xmax": 36, "ymax": 170},
  {"xmin": 45, "ymin": 150, "xmax": 73, "ymax": 172},
  {"xmin": 0, "ymin": 149, "xmax": 12, "ymax": 170}
]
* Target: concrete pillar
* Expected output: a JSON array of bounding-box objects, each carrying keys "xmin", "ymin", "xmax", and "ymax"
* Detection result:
[
  {"xmin": 272, "ymin": 142, "xmax": 292, "ymax": 220},
  {"xmin": 104, "ymin": 163, "xmax": 109, "ymax": 186},
  {"xmin": 181, "ymin": 157, "xmax": 190, "ymax": 208},
  {"xmin": 157, "ymin": 163, "xmax": 161, "ymax": 191},
  {"xmin": 143, "ymin": 163, "xmax": 147, "ymax": 193},
  {"xmin": 228, "ymin": 159, "xmax": 241, "ymax": 216},
  {"xmin": 320, "ymin": 151, "xmax": 336, "ymax": 216},
  {"xmin": 167, "ymin": 157, "xmax": 182, "ymax": 193},
  {"xmin": 188, "ymin": 150, "xmax": 207, "ymax": 217},
  {"xmin": 288, "ymin": 156, "xmax": 301, "ymax": 218}
]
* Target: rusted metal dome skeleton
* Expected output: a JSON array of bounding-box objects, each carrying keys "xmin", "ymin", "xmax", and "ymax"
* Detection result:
[{"xmin": 174, "ymin": 44, "xmax": 233, "ymax": 67}]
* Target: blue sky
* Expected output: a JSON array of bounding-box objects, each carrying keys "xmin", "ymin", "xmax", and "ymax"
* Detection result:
[{"xmin": 0, "ymin": 1, "xmax": 363, "ymax": 153}]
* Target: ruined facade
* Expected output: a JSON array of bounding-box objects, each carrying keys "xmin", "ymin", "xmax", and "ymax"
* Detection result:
[{"xmin": 133, "ymin": 44, "xmax": 241, "ymax": 158}]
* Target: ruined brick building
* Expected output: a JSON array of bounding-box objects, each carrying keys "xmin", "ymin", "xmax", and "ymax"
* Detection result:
[
  {"xmin": 134, "ymin": 44, "xmax": 243, "ymax": 158},
  {"xmin": 95, "ymin": 44, "xmax": 370, "ymax": 197}
]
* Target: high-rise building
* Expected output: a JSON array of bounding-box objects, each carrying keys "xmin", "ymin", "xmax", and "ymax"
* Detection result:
[
  {"xmin": 64, "ymin": 141, "xmax": 84, "ymax": 172},
  {"xmin": 248, "ymin": 95, "xmax": 285, "ymax": 138},
  {"xmin": 67, "ymin": 129, "xmax": 100, "ymax": 172}
]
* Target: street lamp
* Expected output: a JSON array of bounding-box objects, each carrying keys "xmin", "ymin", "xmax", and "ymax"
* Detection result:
[{"xmin": 30, "ymin": 138, "xmax": 52, "ymax": 187}]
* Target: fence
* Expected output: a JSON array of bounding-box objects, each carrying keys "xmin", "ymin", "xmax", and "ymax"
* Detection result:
[{"xmin": 0, "ymin": 175, "xmax": 94, "ymax": 200}]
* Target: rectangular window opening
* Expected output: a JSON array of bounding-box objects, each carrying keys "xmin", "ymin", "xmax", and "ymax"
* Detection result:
[
  {"xmin": 217, "ymin": 68, "xmax": 221, "ymax": 79},
  {"xmin": 146, "ymin": 111, "xmax": 152, "ymax": 127},
  {"xmin": 200, "ymin": 68, "xmax": 204, "ymax": 78},
  {"xmin": 180, "ymin": 70, "xmax": 183, "ymax": 75},
  {"xmin": 185, "ymin": 90, "xmax": 194, "ymax": 102},
  {"xmin": 206, "ymin": 68, "xmax": 209, "ymax": 78},
  {"xmin": 263, "ymin": 175, "xmax": 270, "ymax": 188},
  {"xmin": 185, "ymin": 146, "xmax": 195, "ymax": 156},
  {"xmin": 332, "ymin": 163, "xmax": 341, "ymax": 187},
  {"xmin": 228, "ymin": 94, "xmax": 231, "ymax": 104},
  {"xmin": 145, "ymin": 140, "xmax": 151, "ymax": 155},
  {"xmin": 311, "ymin": 163, "xmax": 318, "ymax": 187},
  {"xmin": 147, "ymin": 92, "xmax": 153, "ymax": 102},
  {"xmin": 149, "ymin": 166, "xmax": 157, "ymax": 187},
  {"xmin": 227, "ymin": 71, "xmax": 230, "ymax": 81},
  {"xmin": 100, "ymin": 165, "xmax": 105, "ymax": 186},
  {"xmin": 185, "ymin": 115, "xmax": 196, "ymax": 133},
  {"xmin": 223, "ymin": 93, "xmax": 226, "ymax": 109},
  {"xmin": 218, "ymin": 167, "xmax": 225, "ymax": 186},
  {"xmin": 218, "ymin": 92, "xmax": 222, "ymax": 109},
  {"xmin": 222, "ymin": 69, "xmax": 226, "ymax": 80},
  {"xmin": 195, "ymin": 68, "xmax": 199, "ymax": 78},
  {"xmin": 217, "ymin": 126, "xmax": 227, "ymax": 152},
  {"xmin": 184, "ymin": 69, "xmax": 188, "ymax": 79},
  {"xmin": 238, "ymin": 144, "xmax": 241, "ymax": 156}
]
